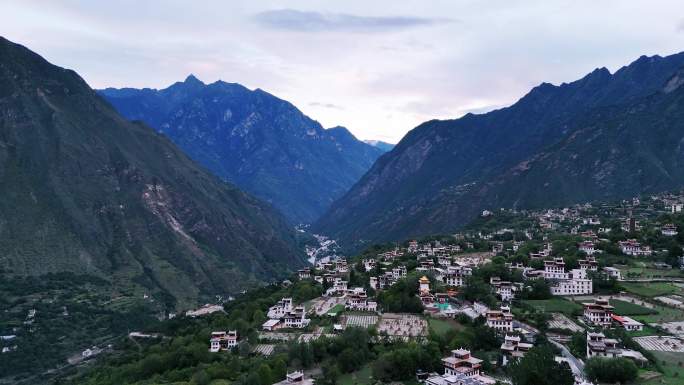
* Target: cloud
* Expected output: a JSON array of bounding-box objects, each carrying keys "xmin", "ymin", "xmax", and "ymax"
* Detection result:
[
  {"xmin": 253, "ymin": 9, "xmax": 453, "ymax": 32},
  {"xmin": 678, "ymin": 19, "xmax": 684, "ymax": 32},
  {"xmin": 309, "ymin": 101, "xmax": 345, "ymax": 110}
]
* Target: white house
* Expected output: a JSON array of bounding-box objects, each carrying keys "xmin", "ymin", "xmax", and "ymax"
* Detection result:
[
  {"xmin": 485, "ymin": 306, "xmax": 514, "ymax": 333},
  {"xmin": 273, "ymin": 371, "xmax": 314, "ymax": 385},
  {"xmin": 579, "ymin": 256, "xmax": 599, "ymax": 271},
  {"xmin": 579, "ymin": 241, "xmax": 596, "ymax": 255},
  {"xmin": 262, "ymin": 319, "xmax": 282, "ymax": 331},
  {"xmin": 297, "ymin": 268, "xmax": 311, "ymax": 280},
  {"xmin": 267, "ymin": 298, "xmax": 293, "ymax": 319},
  {"xmin": 586, "ymin": 332, "xmax": 621, "ymax": 358},
  {"xmin": 544, "ymin": 258, "xmax": 567, "ymax": 279},
  {"xmin": 283, "ymin": 306, "xmax": 310, "ymax": 329},
  {"xmin": 500, "ymin": 335, "xmax": 533, "ymax": 366},
  {"xmin": 618, "ymin": 239, "xmax": 652, "ymax": 256},
  {"xmin": 209, "ymin": 330, "xmax": 238, "ymax": 352},
  {"xmin": 611, "ymin": 315, "xmax": 643, "ymax": 331},
  {"xmin": 662, "ymin": 224, "xmax": 678, "ymax": 236},
  {"xmin": 443, "ymin": 265, "xmax": 471, "ymax": 287},
  {"xmin": 583, "ymin": 298, "xmax": 614, "ymax": 327},
  {"xmin": 603, "ymin": 267, "xmax": 622, "ymax": 281},
  {"xmin": 544, "ymin": 259, "xmax": 592, "ymax": 296},
  {"xmin": 345, "ymin": 287, "xmax": 377, "ymax": 312}
]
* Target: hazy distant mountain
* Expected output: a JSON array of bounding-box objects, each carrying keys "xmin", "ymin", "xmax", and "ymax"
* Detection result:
[
  {"xmin": 0, "ymin": 37, "xmax": 306, "ymax": 309},
  {"xmin": 315, "ymin": 52, "xmax": 684, "ymax": 248},
  {"xmin": 100, "ymin": 79, "xmax": 384, "ymax": 223},
  {"xmin": 364, "ymin": 139, "xmax": 395, "ymax": 152}
]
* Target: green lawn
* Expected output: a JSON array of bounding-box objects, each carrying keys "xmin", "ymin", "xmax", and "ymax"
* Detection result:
[
  {"xmin": 522, "ymin": 298, "xmax": 583, "ymax": 316},
  {"xmin": 338, "ymin": 364, "xmax": 373, "ymax": 385},
  {"xmin": 610, "ymin": 299, "xmax": 657, "ymax": 316},
  {"xmin": 327, "ymin": 304, "xmax": 345, "ymax": 316},
  {"xmin": 428, "ymin": 318, "xmax": 461, "ymax": 336},
  {"xmin": 621, "ymin": 282, "xmax": 678, "ymax": 297}
]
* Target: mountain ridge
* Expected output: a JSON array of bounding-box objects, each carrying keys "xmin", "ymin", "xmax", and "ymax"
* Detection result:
[
  {"xmin": 314, "ymin": 51, "xmax": 684, "ymax": 249},
  {"xmin": 99, "ymin": 77, "xmax": 385, "ymax": 223}
]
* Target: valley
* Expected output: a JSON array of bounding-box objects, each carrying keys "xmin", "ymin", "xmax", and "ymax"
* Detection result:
[{"xmin": 2, "ymin": 3, "xmax": 684, "ymax": 385}]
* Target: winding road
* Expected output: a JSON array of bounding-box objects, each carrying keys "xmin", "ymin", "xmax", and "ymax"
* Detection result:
[{"xmin": 550, "ymin": 339, "xmax": 585, "ymax": 379}]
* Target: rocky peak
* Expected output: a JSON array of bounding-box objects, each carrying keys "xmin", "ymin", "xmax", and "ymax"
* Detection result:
[{"xmin": 183, "ymin": 74, "xmax": 204, "ymax": 85}]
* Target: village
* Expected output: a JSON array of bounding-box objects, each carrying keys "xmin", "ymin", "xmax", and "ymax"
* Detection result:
[
  {"xmin": 8, "ymin": 192, "xmax": 684, "ymax": 385},
  {"xmin": 196, "ymin": 191, "xmax": 684, "ymax": 385}
]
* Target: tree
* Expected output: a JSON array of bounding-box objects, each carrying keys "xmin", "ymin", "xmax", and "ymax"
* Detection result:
[
  {"xmin": 460, "ymin": 276, "xmax": 496, "ymax": 306},
  {"xmin": 509, "ymin": 345, "xmax": 573, "ymax": 385},
  {"xmin": 319, "ymin": 360, "xmax": 341, "ymax": 385},
  {"xmin": 568, "ymin": 332, "xmax": 586, "ymax": 359},
  {"xmin": 338, "ymin": 348, "xmax": 360, "ymax": 373},
  {"xmin": 584, "ymin": 357, "xmax": 638, "ymax": 384},
  {"xmin": 256, "ymin": 363, "xmax": 274, "ymax": 385},
  {"xmin": 377, "ymin": 275, "xmax": 424, "ymax": 313},
  {"xmin": 521, "ymin": 279, "xmax": 551, "ymax": 300},
  {"xmin": 271, "ymin": 358, "xmax": 287, "ymax": 380},
  {"xmin": 251, "ymin": 309, "xmax": 266, "ymax": 327},
  {"xmin": 191, "ymin": 370, "xmax": 211, "ymax": 385}
]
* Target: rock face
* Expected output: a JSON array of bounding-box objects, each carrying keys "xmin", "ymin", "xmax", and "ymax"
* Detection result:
[
  {"xmin": 99, "ymin": 79, "xmax": 384, "ymax": 224},
  {"xmin": 315, "ymin": 52, "xmax": 684, "ymax": 249},
  {"xmin": 0, "ymin": 37, "xmax": 306, "ymax": 309}
]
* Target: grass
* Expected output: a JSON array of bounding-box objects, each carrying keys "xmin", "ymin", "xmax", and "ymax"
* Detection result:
[
  {"xmin": 522, "ymin": 297, "xmax": 582, "ymax": 316},
  {"xmin": 610, "ymin": 299, "xmax": 657, "ymax": 316},
  {"xmin": 326, "ymin": 304, "xmax": 345, "ymax": 316},
  {"xmin": 209, "ymin": 380, "xmax": 232, "ymax": 385},
  {"xmin": 633, "ymin": 304, "xmax": 684, "ymax": 323},
  {"xmin": 621, "ymin": 282, "xmax": 678, "ymax": 297},
  {"xmin": 338, "ymin": 364, "xmax": 373, "ymax": 385},
  {"xmin": 428, "ymin": 318, "xmax": 461, "ymax": 336},
  {"xmin": 627, "ymin": 324, "xmax": 665, "ymax": 337},
  {"xmin": 640, "ymin": 351, "xmax": 684, "ymax": 385}
]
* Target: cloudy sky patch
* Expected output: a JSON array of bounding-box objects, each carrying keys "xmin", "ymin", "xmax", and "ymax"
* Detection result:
[
  {"xmin": 254, "ymin": 9, "xmax": 453, "ymax": 32},
  {"xmin": 1, "ymin": 1, "xmax": 683, "ymax": 143}
]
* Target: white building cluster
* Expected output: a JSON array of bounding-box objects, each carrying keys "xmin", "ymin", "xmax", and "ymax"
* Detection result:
[
  {"xmin": 542, "ymin": 258, "xmax": 593, "ymax": 296},
  {"xmin": 263, "ymin": 298, "xmax": 310, "ymax": 331}
]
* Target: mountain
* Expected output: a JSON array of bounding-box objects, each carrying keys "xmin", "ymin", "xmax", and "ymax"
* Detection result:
[
  {"xmin": 99, "ymin": 79, "xmax": 384, "ymax": 224},
  {"xmin": 364, "ymin": 139, "xmax": 395, "ymax": 152},
  {"xmin": 0, "ymin": 37, "xmax": 306, "ymax": 309},
  {"xmin": 315, "ymin": 52, "xmax": 684, "ymax": 248}
]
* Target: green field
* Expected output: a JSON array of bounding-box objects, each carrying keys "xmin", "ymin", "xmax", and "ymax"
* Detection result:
[
  {"xmin": 522, "ymin": 298, "xmax": 583, "ymax": 316},
  {"xmin": 428, "ymin": 318, "xmax": 461, "ymax": 336},
  {"xmin": 633, "ymin": 304, "xmax": 684, "ymax": 323},
  {"xmin": 621, "ymin": 266, "xmax": 684, "ymax": 279},
  {"xmin": 338, "ymin": 364, "xmax": 373, "ymax": 385},
  {"xmin": 621, "ymin": 282, "xmax": 679, "ymax": 297},
  {"xmin": 640, "ymin": 351, "xmax": 684, "ymax": 385},
  {"xmin": 609, "ymin": 299, "xmax": 657, "ymax": 316}
]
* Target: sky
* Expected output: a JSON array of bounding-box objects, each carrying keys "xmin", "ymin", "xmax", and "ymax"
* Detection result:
[{"xmin": 2, "ymin": 1, "xmax": 684, "ymax": 143}]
